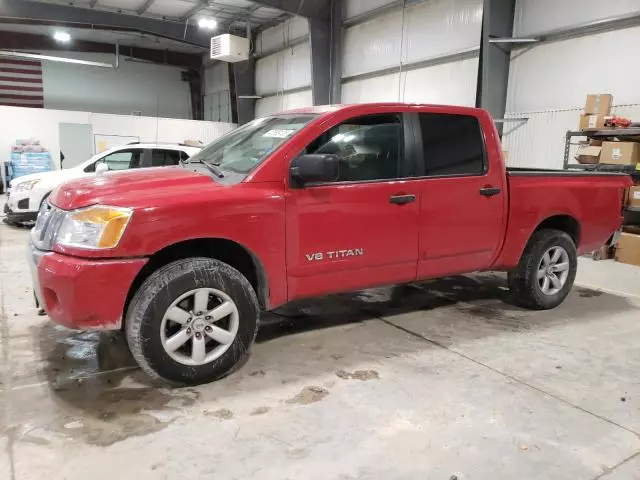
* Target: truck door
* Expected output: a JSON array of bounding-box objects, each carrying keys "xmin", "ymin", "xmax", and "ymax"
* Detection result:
[
  {"xmin": 285, "ymin": 112, "xmax": 420, "ymax": 300},
  {"xmin": 413, "ymin": 111, "xmax": 506, "ymax": 278}
]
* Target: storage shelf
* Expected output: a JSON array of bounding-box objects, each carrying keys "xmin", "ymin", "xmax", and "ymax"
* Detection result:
[
  {"xmin": 563, "ymin": 129, "xmax": 640, "ymax": 171},
  {"xmin": 582, "ymin": 127, "xmax": 640, "ymax": 138}
]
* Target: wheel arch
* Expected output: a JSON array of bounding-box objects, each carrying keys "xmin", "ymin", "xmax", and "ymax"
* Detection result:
[
  {"xmin": 123, "ymin": 237, "xmax": 269, "ymax": 325},
  {"xmin": 532, "ymin": 214, "xmax": 580, "ymax": 246}
]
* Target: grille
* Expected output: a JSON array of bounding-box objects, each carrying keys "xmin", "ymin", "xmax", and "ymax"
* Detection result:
[
  {"xmin": 17, "ymin": 198, "xmax": 29, "ymax": 209},
  {"xmin": 32, "ymin": 202, "xmax": 65, "ymax": 251},
  {"xmin": 210, "ymin": 36, "xmax": 222, "ymax": 57}
]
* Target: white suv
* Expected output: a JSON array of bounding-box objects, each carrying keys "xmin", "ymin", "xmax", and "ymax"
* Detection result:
[{"xmin": 5, "ymin": 143, "xmax": 201, "ymax": 224}]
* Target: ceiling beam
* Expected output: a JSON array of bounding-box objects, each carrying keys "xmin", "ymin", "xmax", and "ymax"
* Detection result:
[
  {"xmin": 0, "ymin": 0, "xmax": 211, "ymax": 47},
  {"xmin": 180, "ymin": 1, "xmax": 209, "ymax": 21},
  {"xmin": 249, "ymin": 0, "xmax": 330, "ymax": 21},
  {"xmin": 0, "ymin": 31, "xmax": 203, "ymax": 69},
  {"xmin": 137, "ymin": 0, "xmax": 155, "ymax": 15}
]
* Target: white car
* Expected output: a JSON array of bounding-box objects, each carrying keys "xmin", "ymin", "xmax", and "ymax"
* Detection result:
[{"xmin": 5, "ymin": 143, "xmax": 201, "ymax": 224}]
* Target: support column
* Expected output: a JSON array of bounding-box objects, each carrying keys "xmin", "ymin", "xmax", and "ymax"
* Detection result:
[
  {"xmin": 232, "ymin": 58, "xmax": 256, "ymax": 124},
  {"xmin": 476, "ymin": 0, "xmax": 516, "ymax": 129},
  {"xmin": 309, "ymin": 0, "xmax": 342, "ymax": 105}
]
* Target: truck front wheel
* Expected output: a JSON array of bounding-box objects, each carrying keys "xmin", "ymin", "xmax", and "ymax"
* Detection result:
[
  {"xmin": 507, "ymin": 229, "xmax": 577, "ymax": 310},
  {"xmin": 125, "ymin": 258, "xmax": 259, "ymax": 386}
]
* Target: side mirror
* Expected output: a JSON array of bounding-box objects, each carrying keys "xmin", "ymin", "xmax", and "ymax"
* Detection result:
[
  {"xmin": 95, "ymin": 162, "xmax": 109, "ymax": 174},
  {"xmin": 290, "ymin": 154, "xmax": 339, "ymax": 187}
]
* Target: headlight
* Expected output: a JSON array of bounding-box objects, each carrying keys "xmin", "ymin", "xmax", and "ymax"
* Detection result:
[
  {"xmin": 55, "ymin": 205, "xmax": 133, "ymax": 249},
  {"xmin": 13, "ymin": 179, "xmax": 40, "ymax": 192}
]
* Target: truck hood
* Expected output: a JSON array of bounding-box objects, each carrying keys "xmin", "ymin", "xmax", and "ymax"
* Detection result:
[{"xmin": 50, "ymin": 167, "xmax": 219, "ymax": 210}]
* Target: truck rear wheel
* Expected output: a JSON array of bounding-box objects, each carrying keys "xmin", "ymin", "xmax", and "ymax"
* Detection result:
[
  {"xmin": 507, "ymin": 229, "xmax": 577, "ymax": 310},
  {"xmin": 125, "ymin": 258, "xmax": 259, "ymax": 386}
]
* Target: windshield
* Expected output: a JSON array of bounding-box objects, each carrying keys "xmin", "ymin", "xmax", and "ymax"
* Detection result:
[{"xmin": 188, "ymin": 114, "xmax": 317, "ymax": 176}]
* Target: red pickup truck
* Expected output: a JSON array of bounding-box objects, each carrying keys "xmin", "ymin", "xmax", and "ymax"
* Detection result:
[{"xmin": 29, "ymin": 103, "xmax": 630, "ymax": 385}]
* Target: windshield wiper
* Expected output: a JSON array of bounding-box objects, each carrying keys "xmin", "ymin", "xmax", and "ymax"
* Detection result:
[{"xmin": 188, "ymin": 158, "xmax": 225, "ymax": 178}]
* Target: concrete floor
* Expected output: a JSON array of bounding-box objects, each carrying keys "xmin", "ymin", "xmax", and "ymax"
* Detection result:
[{"xmin": 2, "ymin": 221, "xmax": 640, "ymax": 480}]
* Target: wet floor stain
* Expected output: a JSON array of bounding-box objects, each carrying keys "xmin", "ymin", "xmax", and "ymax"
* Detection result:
[
  {"xmin": 577, "ymin": 288, "xmax": 604, "ymax": 298},
  {"xmin": 206, "ymin": 408, "xmax": 234, "ymax": 420},
  {"xmin": 48, "ymin": 387, "xmax": 199, "ymax": 446},
  {"xmin": 335, "ymin": 369, "xmax": 380, "ymax": 381},
  {"xmin": 250, "ymin": 406, "xmax": 270, "ymax": 416},
  {"xmin": 285, "ymin": 386, "xmax": 329, "ymax": 405}
]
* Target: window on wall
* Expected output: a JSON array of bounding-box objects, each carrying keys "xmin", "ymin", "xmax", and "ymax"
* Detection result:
[
  {"xmin": 306, "ymin": 114, "xmax": 404, "ymax": 182},
  {"xmin": 417, "ymin": 113, "xmax": 485, "ymax": 176}
]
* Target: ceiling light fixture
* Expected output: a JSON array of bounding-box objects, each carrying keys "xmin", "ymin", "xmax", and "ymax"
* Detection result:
[
  {"xmin": 53, "ymin": 31, "xmax": 71, "ymax": 43},
  {"xmin": 198, "ymin": 18, "xmax": 217, "ymax": 30}
]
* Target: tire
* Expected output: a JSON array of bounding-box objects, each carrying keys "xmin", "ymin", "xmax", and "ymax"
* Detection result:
[
  {"xmin": 507, "ymin": 229, "xmax": 577, "ymax": 310},
  {"xmin": 125, "ymin": 257, "xmax": 260, "ymax": 386}
]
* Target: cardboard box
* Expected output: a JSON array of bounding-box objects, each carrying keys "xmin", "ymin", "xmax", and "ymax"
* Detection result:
[
  {"xmin": 628, "ymin": 186, "xmax": 640, "ymax": 209},
  {"xmin": 584, "ymin": 94, "xmax": 613, "ymax": 115},
  {"xmin": 575, "ymin": 145, "xmax": 601, "ymax": 164},
  {"xmin": 579, "ymin": 114, "xmax": 607, "ymax": 130},
  {"xmin": 600, "ymin": 141, "xmax": 640, "ymax": 165},
  {"xmin": 615, "ymin": 232, "xmax": 640, "ymax": 266}
]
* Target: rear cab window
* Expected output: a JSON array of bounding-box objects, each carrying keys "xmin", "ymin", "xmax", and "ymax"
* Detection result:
[{"xmin": 416, "ymin": 113, "xmax": 486, "ymax": 177}]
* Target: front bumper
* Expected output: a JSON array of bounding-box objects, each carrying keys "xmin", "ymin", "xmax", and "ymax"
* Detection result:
[
  {"xmin": 4, "ymin": 203, "xmax": 37, "ymax": 223},
  {"xmin": 28, "ymin": 244, "xmax": 148, "ymax": 330}
]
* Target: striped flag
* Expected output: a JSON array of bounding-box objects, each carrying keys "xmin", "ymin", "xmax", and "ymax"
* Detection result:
[{"xmin": 0, "ymin": 58, "xmax": 44, "ymax": 108}]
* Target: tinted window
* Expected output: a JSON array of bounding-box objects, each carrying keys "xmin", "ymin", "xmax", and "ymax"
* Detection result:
[
  {"xmin": 418, "ymin": 113, "xmax": 485, "ymax": 176},
  {"xmin": 306, "ymin": 114, "xmax": 403, "ymax": 182},
  {"xmin": 151, "ymin": 149, "xmax": 181, "ymax": 167}
]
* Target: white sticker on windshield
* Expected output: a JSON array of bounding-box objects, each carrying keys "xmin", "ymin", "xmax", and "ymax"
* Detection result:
[{"xmin": 263, "ymin": 129, "xmax": 295, "ymax": 138}]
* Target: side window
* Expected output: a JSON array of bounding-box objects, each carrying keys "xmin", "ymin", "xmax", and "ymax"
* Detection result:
[
  {"xmin": 179, "ymin": 151, "xmax": 190, "ymax": 162},
  {"xmin": 151, "ymin": 149, "xmax": 181, "ymax": 167},
  {"xmin": 98, "ymin": 149, "xmax": 143, "ymax": 171},
  {"xmin": 417, "ymin": 113, "xmax": 485, "ymax": 176},
  {"xmin": 306, "ymin": 114, "xmax": 404, "ymax": 182}
]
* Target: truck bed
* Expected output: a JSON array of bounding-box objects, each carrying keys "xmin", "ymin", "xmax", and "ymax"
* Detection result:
[{"xmin": 495, "ymin": 168, "xmax": 630, "ymax": 269}]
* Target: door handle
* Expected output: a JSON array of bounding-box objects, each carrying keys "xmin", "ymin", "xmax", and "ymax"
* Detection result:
[
  {"xmin": 390, "ymin": 194, "xmax": 416, "ymax": 205},
  {"xmin": 479, "ymin": 186, "xmax": 501, "ymax": 197}
]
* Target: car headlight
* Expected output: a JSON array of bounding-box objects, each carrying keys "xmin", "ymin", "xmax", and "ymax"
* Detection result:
[
  {"xmin": 13, "ymin": 179, "xmax": 40, "ymax": 192},
  {"xmin": 55, "ymin": 205, "xmax": 133, "ymax": 249}
]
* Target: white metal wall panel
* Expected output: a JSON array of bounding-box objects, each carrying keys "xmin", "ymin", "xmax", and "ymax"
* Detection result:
[
  {"xmin": 401, "ymin": 56, "xmax": 478, "ymax": 106},
  {"xmin": 255, "ymin": 89, "xmax": 313, "ymax": 117},
  {"xmin": 403, "ymin": 0, "xmax": 482, "ymax": 64},
  {"xmin": 506, "ymin": 25, "xmax": 640, "ymax": 113},
  {"xmin": 256, "ymin": 16, "xmax": 309, "ymax": 55},
  {"xmin": 342, "ymin": 9, "xmax": 403, "ymax": 77},
  {"xmin": 342, "ymin": 0, "xmax": 481, "ymax": 77},
  {"xmin": 344, "ymin": 0, "xmax": 398, "ymax": 19},
  {"xmin": 343, "ymin": 57, "xmax": 478, "ymax": 106},
  {"xmin": 342, "ymin": 73, "xmax": 400, "ymax": 103},
  {"xmin": 502, "ymin": 104, "xmax": 640, "ymax": 169},
  {"xmin": 255, "ymin": 41, "xmax": 311, "ymax": 95},
  {"xmin": 514, "ymin": 0, "xmax": 640, "ymax": 36}
]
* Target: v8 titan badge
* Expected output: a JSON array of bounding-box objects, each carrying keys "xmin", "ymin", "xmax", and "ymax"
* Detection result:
[{"xmin": 305, "ymin": 248, "xmax": 364, "ymax": 262}]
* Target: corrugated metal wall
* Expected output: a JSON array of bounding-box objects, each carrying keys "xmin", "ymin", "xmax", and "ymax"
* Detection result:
[
  {"xmin": 255, "ymin": 17, "xmax": 312, "ymax": 116},
  {"xmin": 513, "ymin": 0, "xmax": 640, "ymax": 36},
  {"xmin": 341, "ymin": 0, "xmax": 482, "ymax": 106},
  {"xmin": 503, "ymin": 104, "xmax": 640, "ymax": 170},
  {"xmin": 505, "ymin": 2, "xmax": 640, "ymax": 168}
]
